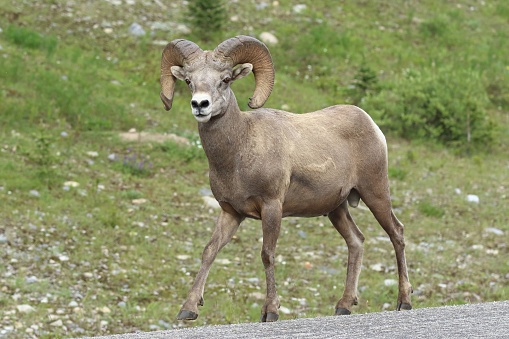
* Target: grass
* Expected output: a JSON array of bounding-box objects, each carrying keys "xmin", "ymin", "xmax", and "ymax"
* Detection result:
[{"xmin": 0, "ymin": 0, "xmax": 508, "ymax": 337}]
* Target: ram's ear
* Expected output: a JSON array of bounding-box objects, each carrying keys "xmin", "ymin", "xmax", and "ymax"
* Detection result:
[
  {"xmin": 171, "ymin": 66, "xmax": 186, "ymax": 81},
  {"xmin": 232, "ymin": 63, "xmax": 253, "ymax": 82}
]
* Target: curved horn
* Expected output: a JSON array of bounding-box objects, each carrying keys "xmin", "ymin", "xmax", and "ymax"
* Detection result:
[
  {"xmin": 214, "ymin": 35, "xmax": 275, "ymax": 109},
  {"xmin": 160, "ymin": 39, "xmax": 203, "ymax": 110}
]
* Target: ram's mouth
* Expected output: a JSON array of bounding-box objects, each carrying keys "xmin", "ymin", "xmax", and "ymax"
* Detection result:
[{"xmin": 193, "ymin": 112, "xmax": 212, "ymax": 122}]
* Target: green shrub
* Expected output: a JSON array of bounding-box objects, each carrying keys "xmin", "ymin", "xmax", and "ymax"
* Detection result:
[
  {"xmin": 4, "ymin": 25, "xmax": 57, "ymax": 55},
  {"xmin": 187, "ymin": 0, "xmax": 226, "ymax": 42},
  {"xmin": 363, "ymin": 66, "xmax": 496, "ymax": 153}
]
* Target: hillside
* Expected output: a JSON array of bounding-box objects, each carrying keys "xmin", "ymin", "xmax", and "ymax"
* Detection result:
[{"xmin": 0, "ymin": 0, "xmax": 508, "ymax": 337}]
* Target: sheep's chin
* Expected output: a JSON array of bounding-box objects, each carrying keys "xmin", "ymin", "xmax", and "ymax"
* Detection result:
[{"xmin": 194, "ymin": 114, "xmax": 212, "ymax": 123}]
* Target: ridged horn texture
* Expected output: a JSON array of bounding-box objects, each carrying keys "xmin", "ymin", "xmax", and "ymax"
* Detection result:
[
  {"xmin": 160, "ymin": 39, "xmax": 203, "ymax": 111},
  {"xmin": 214, "ymin": 35, "xmax": 275, "ymax": 109}
]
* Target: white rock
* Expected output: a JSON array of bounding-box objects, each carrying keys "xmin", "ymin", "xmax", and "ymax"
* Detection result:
[
  {"xmin": 176, "ymin": 255, "xmax": 191, "ymax": 260},
  {"xmin": 466, "ymin": 194, "xmax": 479, "ymax": 203},
  {"xmin": 216, "ymin": 258, "xmax": 231, "ymax": 265},
  {"xmin": 29, "ymin": 190, "xmax": 40, "ymax": 197},
  {"xmin": 202, "ymin": 196, "xmax": 220, "ymax": 209},
  {"xmin": 59, "ymin": 255, "xmax": 70, "ymax": 262},
  {"xmin": 176, "ymin": 24, "xmax": 191, "ymax": 34},
  {"xmin": 454, "ymin": 188, "xmax": 461, "ymax": 194},
  {"xmin": 293, "ymin": 4, "xmax": 307, "ymax": 13},
  {"xmin": 259, "ymin": 32, "xmax": 278, "ymax": 45},
  {"xmin": 279, "ymin": 306, "xmax": 292, "ymax": 314},
  {"xmin": 25, "ymin": 276, "xmax": 38, "ymax": 283},
  {"xmin": 132, "ymin": 198, "xmax": 147, "ymax": 205},
  {"xmin": 370, "ymin": 263, "xmax": 384, "ymax": 272},
  {"xmin": 99, "ymin": 306, "xmax": 111, "ymax": 314},
  {"xmin": 128, "ymin": 23, "xmax": 146, "ymax": 37},
  {"xmin": 128, "ymin": 128, "xmax": 137, "ymax": 133},
  {"xmin": 384, "ymin": 279, "xmax": 398, "ymax": 287},
  {"xmin": 68, "ymin": 301, "xmax": 78, "ymax": 307},
  {"xmin": 63, "ymin": 181, "xmax": 80, "ymax": 188},
  {"xmin": 49, "ymin": 319, "xmax": 63, "ymax": 327},
  {"xmin": 16, "ymin": 304, "xmax": 36, "ymax": 314},
  {"xmin": 86, "ymin": 151, "xmax": 99, "ymax": 157},
  {"xmin": 484, "ymin": 227, "xmax": 504, "ymax": 235}
]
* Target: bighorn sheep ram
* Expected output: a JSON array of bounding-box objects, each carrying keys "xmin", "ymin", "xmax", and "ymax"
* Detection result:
[{"xmin": 160, "ymin": 35, "xmax": 412, "ymax": 322}]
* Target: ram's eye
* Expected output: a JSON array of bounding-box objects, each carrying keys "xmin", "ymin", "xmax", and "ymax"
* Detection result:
[
  {"xmin": 185, "ymin": 79, "xmax": 191, "ymax": 86},
  {"xmin": 222, "ymin": 77, "xmax": 231, "ymax": 84}
]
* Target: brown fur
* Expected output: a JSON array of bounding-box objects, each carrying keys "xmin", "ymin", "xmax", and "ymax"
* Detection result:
[{"xmin": 164, "ymin": 39, "xmax": 412, "ymax": 322}]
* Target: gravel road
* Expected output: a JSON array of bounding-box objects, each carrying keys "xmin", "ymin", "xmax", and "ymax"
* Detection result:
[{"xmin": 82, "ymin": 300, "xmax": 509, "ymax": 338}]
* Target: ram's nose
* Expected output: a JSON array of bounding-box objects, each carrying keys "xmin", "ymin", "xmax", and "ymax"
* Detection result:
[{"xmin": 191, "ymin": 99, "xmax": 210, "ymax": 110}]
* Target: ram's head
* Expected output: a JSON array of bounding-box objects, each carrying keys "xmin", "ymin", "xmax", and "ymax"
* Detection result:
[{"xmin": 160, "ymin": 36, "xmax": 275, "ymax": 122}]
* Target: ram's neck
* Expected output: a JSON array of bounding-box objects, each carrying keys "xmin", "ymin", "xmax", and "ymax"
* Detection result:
[{"xmin": 197, "ymin": 97, "xmax": 247, "ymax": 171}]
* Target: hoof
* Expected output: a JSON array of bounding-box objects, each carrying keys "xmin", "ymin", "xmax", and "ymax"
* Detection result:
[
  {"xmin": 335, "ymin": 307, "xmax": 351, "ymax": 315},
  {"xmin": 260, "ymin": 312, "xmax": 279, "ymax": 322},
  {"xmin": 397, "ymin": 303, "xmax": 412, "ymax": 311},
  {"xmin": 177, "ymin": 309, "xmax": 198, "ymax": 321}
]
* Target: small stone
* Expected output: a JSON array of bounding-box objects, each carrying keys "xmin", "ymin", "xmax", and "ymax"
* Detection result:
[
  {"xmin": 259, "ymin": 32, "xmax": 278, "ymax": 45},
  {"xmin": 108, "ymin": 153, "xmax": 116, "ymax": 161},
  {"xmin": 128, "ymin": 22, "xmax": 146, "ymax": 36},
  {"xmin": 68, "ymin": 301, "xmax": 78, "ymax": 308},
  {"xmin": 83, "ymin": 272, "xmax": 94, "ymax": 279},
  {"xmin": 466, "ymin": 194, "xmax": 479, "ymax": 203},
  {"xmin": 0, "ymin": 234, "xmax": 7, "ymax": 244},
  {"xmin": 61, "ymin": 131, "xmax": 68, "ymax": 137},
  {"xmin": 297, "ymin": 230, "xmax": 307, "ymax": 239},
  {"xmin": 86, "ymin": 151, "xmax": 99, "ymax": 157},
  {"xmin": 249, "ymin": 292, "xmax": 265, "ymax": 300},
  {"xmin": 59, "ymin": 255, "xmax": 70, "ymax": 262},
  {"xmin": 158, "ymin": 320, "xmax": 171, "ymax": 329},
  {"xmin": 128, "ymin": 128, "xmax": 137, "ymax": 133},
  {"xmin": 454, "ymin": 188, "xmax": 461, "ymax": 194},
  {"xmin": 50, "ymin": 319, "xmax": 63, "ymax": 327},
  {"xmin": 384, "ymin": 279, "xmax": 398, "ymax": 287},
  {"xmin": 99, "ymin": 306, "xmax": 111, "ymax": 314},
  {"xmin": 484, "ymin": 227, "xmax": 504, "ymax": 236},
  {"xmin": 64, "ymin": 181, "xmax": 80, "ymax": 188},
  {"xmin": 202, "ymin": 196, "xmax": 220, "ymax": 209},
  {"xmin": 117, "ymin": 301, "xmax": 126, "ymax": 308},
  {"xmin": 16, "ymin": 304, "xmax": 36, "ymax": 314},
  {"xmin": 176, "ymin": 24, "xmax": 191, "ymax": 34},
  {"xmin": 132, "ymin": 198, "xmax": 147, "ymax": 205},
  {"xmin": 279, "ymin": 306, "xmax": 292, "ymax": 314},
  {"xmin": 216, "ymin": 258, "xmax": 231, "ymax": 265},
  {"xmin": 103, "ymin": 27, "xmax": 113, "ymax": 34},
  {"xmin": 25, "ymin": 276, "xmax": 38, "ymax": 284},
  {"xmin": 370, "ymin": 263, "xmax": 384, "ymax": 272},
  {"xmin": 176, "ymin": 255, "xmax": 191, "ymax": 260},
  {"xmin": 293, "ymin": 4, "xmax": 307, "ymax": 13},
  {"xmin": 29, "ymin": 190, "xmax": 40, "ymax": 197}
]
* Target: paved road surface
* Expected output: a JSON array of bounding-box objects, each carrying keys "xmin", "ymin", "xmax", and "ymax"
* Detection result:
[{"xmin": 83, "ymin": 300, "xmax": 509, "ymax": 338}]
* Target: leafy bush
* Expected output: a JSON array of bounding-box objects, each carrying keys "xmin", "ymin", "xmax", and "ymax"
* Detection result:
[{"xmin": 363, "ymin": 66, "xmax": 496, "ymax": 153}]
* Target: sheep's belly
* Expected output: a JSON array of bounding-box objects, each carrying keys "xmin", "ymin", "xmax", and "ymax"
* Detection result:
[{"xmin": 282, "ymin": 190, "xmax": 347, "ymax": 218}]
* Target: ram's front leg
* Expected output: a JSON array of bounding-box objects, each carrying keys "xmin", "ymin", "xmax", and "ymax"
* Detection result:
[
  {"xmin": 259, "ymin": 200, "xmax": 283, "ymax": 322},
  {"xmin": 177, "ymin": 206, "xmax": 243, "ymax": 320}
]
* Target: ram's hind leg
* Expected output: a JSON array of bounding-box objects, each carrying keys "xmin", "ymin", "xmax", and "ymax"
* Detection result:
[
  {"xmin": 360, "ymin": 187, "xmax": 413, "ymax": 311},
  {"xmin": 177, "ymin": 206, "xmax": 244, "ymax": 320},
  {"xmin": 328, "ymin": 201, "xmax": 365, "ymax": 315}
]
